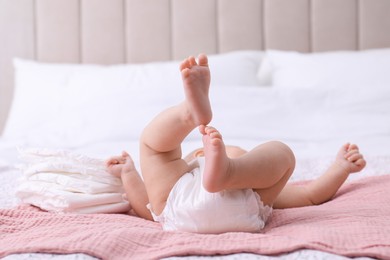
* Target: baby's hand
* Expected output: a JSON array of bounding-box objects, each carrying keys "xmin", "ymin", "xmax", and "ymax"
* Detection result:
[
  {"xmin": 336, "ymin": 143, "xmax": 366, "ymax": 174},
  {"xmin": 106, "ymin": 151, "xmax": 137, "ymax": 178},
  {"xmin": 106, "ymin": 155, "xmax": 124, "ymax": 177}
]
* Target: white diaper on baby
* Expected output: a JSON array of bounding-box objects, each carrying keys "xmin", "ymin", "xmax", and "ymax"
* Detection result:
[{"xmin": 148, "ymin": 157, "xmax": 272, "ymax": 234}]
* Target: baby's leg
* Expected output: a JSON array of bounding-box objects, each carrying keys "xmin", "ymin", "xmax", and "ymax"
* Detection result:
[
  {"xmin": 140, "ymin": 54, "xmax": 212, "ymax": 215},
  {"xmin": 106, "ymin": 151, "xmax": 152, "ymax": 220},
  {"xmin": 273, "ymin": 143, "xmax": 366, "ymax": 208},
  {"xmin": 201, "ymin": 126, "xmax": 295, "ymax": 207}
]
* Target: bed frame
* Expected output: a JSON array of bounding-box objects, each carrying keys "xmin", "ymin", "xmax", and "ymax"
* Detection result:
[{"xmin": 1, "ymin": 0, "xmax": 390, "ymax": 133}]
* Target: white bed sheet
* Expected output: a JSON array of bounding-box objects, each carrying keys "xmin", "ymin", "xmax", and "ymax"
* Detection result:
[{"xmin": 2, "ymin": 138, "xmax": 385, "ymax": 260}]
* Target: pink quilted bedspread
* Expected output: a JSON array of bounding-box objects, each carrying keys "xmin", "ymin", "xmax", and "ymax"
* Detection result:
[{"xmin": 1, "ymin": 175, "xmax": 390, "ymax": 260}]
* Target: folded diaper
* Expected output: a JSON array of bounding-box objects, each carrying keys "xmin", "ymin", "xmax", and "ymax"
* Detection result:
[{"xmin": 15, "ymin": 147, "xmax": 131, "ymax": 214}]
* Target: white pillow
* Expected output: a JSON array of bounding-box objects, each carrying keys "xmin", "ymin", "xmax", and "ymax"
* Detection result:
[
  {"xmin": 257, "ymin": 48, "xmax": 390, "ymax": 88},
  {"xmin": 208, "ymin": 50, "xmax": 263, "ymax": 86},
  {"xmin": 3, "ymin": 59, "xmax": 87, "ymax": 145},
  {"xmin": 4, "ymin": 59, "xmax": 180, "ymax": 146},
  {"xmin": 3, "ymin": 51, "xmax": 263, "ymax": 147}
]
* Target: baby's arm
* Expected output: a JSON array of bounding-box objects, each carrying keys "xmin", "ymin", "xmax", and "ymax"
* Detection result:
[
  {"xmin": 106, "ymin": 152, "xmax": 153, "ymax": 220},
  {"xmin": 274, "ymin": 143, "xmax": 366, "ymax": 209}
]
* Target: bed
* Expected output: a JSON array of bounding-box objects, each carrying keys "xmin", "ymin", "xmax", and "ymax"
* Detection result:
[{"xmin": 1, "ymin": 0, "xmax": 390, "ymax": 259}]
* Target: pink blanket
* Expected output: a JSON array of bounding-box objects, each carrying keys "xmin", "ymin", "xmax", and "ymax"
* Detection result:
[{"xmin": 1, "ymin": 175, "xmax": 390, "ymax": 260}]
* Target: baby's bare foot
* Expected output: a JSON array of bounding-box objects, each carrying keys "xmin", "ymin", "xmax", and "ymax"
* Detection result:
[
  {"xmin": 200, "ymin": 125, "xmax": 231, "ymax": 192},
  {"xmin": 334, "ymin": 143, "xmax": 366, "ymax": 175},
  {"xmin": 180, "ymin": 54, "xmax": 212, "ymax": 126}
]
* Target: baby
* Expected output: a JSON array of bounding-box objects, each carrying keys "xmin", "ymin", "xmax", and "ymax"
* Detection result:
[{"xmin": 106, "ymin": 54, "xmax": 366, "ymax": 233}]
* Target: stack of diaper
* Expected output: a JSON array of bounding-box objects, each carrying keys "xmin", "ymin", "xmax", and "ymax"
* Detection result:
[{"xmin": 15, "ymin": 148, "xmax": 131, "ymax": 214}]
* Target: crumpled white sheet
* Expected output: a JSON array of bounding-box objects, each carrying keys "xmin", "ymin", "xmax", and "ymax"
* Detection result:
[
  {"xmin": 0, "ymin": 160, "xmax": 8, "ymax": 171},
  {"xmin": 15, "ymin": 147, "xmax": 131, "ymax": 214}
]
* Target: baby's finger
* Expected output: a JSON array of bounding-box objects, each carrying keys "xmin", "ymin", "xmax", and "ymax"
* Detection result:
[
  {"xmin": 354, "ymin": 158, "xmax": 367, "ymax": 168},
  {"xmin": 106, "ymin": 156, "xmax": 125, "ymax": 165},
  {"xmin": 347, "ymin": 143, "xmax": 359, "ymax": 151},
  {"xmin": 347, "ymin": 153, "xmax": 363, "ymax": 162},
  {"xmin": 122, "ymin": 151, "xmax": 134, "ymax": 162},
  {"xmin": 105, "ymin": 158, "xmax": 118, "ymax": 166},
  {"xmin": 342, "ymin": 142, "xmax": 350, "ymax": 151},
  {"xmin": 122, "ymin": 151, "xmax": 130, "ymax": 157},
  {"xmin": 126, "ymin": 155, "xmax": 135, "ymax": 166},
  {"xmin": 344, "ymin": 149, "xmax": 359, "ymax": 159}
]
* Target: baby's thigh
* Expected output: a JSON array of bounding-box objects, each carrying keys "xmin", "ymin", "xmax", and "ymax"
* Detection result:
[
  {"xmin": 253, "ymin": 163, "xmax": 293, "ymax": 207},
  {"xmin": 141, "ymin": 146, "xmax": 189, "ymax": 215}
]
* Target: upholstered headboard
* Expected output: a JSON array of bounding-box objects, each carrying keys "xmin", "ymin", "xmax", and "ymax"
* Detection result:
[{"xmin": 1, "ymin": 0, "xmax": 390, "ymax": 133}]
